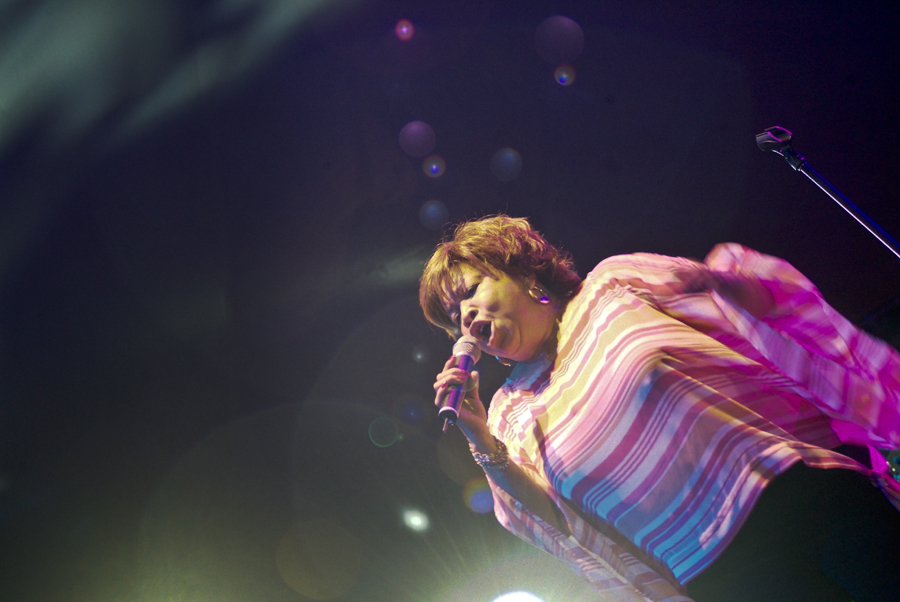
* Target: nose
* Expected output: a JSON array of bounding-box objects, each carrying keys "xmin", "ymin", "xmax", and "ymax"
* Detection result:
[{"xmin": 461, "ymin": 306, "xmax": 478, "ymax": 331}]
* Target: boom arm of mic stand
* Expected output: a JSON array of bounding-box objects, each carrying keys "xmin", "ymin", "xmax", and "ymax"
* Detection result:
[{"xmin": 757, "ymin": 126, "xmax": 900, "ymax": 261}]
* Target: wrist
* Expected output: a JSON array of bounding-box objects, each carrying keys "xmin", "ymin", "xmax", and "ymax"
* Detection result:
[
  {"xmin": 458, "ymin": 420, "xmax": 494, "ymax": 453},
  {"xmin": 470, "ymin": 436, "xmax": 509, "ymax": 470}
]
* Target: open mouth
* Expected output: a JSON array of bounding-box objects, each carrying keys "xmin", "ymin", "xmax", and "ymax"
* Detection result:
[{"xmin": 475, "ymin": 322, "xmax": 491, "ymax": 340}]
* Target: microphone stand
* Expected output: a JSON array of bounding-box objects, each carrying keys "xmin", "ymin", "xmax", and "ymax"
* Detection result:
[{"xmin": 756, "ymin": 126, "xmax": 900, "ymax": 261}]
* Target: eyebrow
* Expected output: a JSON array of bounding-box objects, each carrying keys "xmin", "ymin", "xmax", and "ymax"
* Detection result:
[{"xmin": 440, "ymin": 261, "xmax": 493, "ymax": 317}]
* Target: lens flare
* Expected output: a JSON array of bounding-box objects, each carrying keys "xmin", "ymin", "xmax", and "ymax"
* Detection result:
[
  {"xmin": 398, "ymin": 120, "xmax": 436, "ymax": 157},
  {"xmin": 422, "ymin": 154, "xmax": 446, "ymax": 178},
  {"xmin": 368, "ymin": 417, "xmax": 399, "ymax": 447},
  {"xmin": 399, "ymin": 400, "xmax": 425, "ymax": 425},
  {"xmin": 395, "ymin": 19, "xmax": 414, "ymax": 41},
  {"xmin": 463, "ymin": 477, "xmax": 494, "ymax": 513},
  {"xmin": 535, "ymin": 15, "xmax": 584, "ymax": 64},
  {"xmin": 554, "ymin": 64, "xmax": 576, "ymax": 86},
  {"xmin": 490, "ymin": 147, "xmax": 523, "ymax": 181},
  {"xmin": 419, "ymin": 199, "xmax": 448, "ymax": 230}
]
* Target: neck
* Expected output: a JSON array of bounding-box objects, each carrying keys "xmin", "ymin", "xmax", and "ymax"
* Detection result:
[{"xmin": 525, "ymin": 298, "xmax": 567, "ymax": 363}]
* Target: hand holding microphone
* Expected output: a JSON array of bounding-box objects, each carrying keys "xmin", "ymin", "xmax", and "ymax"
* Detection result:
[{"xmin": 434, "ymin": 335, "xmax": 482, "ymax": 432}]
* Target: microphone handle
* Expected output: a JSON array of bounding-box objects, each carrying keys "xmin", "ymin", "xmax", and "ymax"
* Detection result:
[{"xmin": 439, "ymin": 353, "xmax": 475, "ymax": 430}]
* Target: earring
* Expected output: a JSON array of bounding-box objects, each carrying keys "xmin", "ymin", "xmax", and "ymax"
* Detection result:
[
  {"xmin": 495, "ymin": 355, "xmax": 513, "ymax": 366},
  {"xmin": 528, "ymin": 283, "xmax": 551, "ymax": 304}
]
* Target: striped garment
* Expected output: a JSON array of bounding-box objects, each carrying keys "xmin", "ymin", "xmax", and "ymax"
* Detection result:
[{"xmin": 485, "ymin": 243, "xmax": 900, "ymax": 602}]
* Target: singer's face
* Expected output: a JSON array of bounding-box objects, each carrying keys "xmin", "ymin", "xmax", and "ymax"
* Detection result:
[{"xmin": 447, "ymin": 263, "xmax": 558, "ymax": 363}]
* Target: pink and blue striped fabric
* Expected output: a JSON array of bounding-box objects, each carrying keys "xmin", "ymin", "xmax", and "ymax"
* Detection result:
[{"xmin": 485, "ymin": 243, "xmax": 900, "ymax": 602}]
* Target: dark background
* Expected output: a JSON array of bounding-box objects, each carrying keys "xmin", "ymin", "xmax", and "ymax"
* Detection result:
[{"xmin": 1, "ymin": 1, "xmax": 899, "ymax": 601}]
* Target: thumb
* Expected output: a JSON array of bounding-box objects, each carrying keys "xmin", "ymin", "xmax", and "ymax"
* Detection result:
[{"xmin": 465, "ymin": 370, "xmax": 480, "ymax": 392}]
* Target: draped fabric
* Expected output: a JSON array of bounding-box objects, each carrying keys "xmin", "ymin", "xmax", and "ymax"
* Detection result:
[{"xmin": 484, "ymin": 244, "xmax": 900, "ymax": 602}]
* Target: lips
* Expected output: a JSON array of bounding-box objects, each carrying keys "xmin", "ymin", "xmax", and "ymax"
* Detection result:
[{"xmin": 470, "ymin": 320, "xmax": 492, "ymax": 344}]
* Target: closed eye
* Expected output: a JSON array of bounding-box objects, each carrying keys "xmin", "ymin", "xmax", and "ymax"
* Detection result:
[{"xmin": 448, "ymin": 278, "xmax": 479, "ymax": 326}]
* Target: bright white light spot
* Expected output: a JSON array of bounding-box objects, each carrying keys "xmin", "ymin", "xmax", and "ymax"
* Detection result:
[
  {"xmin": 402, "ymin": 509, "xmax": 429, "ymax": 532},
  {"xmin": 493, "ymin": 592, "xmax": 545, "ymax": 602}
]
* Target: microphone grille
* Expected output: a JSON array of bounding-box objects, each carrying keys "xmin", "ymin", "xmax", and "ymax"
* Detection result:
[{"xmin": 452, "ymin": 335, "xmax": 482, "ymax": 362}]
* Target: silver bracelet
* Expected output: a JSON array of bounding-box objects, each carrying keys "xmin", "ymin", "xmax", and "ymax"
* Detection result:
[{"xmin": 471, "ymin": 437, "xmax": 509, "ymax": 470}]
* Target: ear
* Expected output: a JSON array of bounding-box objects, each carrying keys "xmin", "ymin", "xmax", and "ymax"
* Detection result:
[
  {"xmin": 521, "ymin": 273, "xmax": 538, "ymax": 289},
  {"xmin": 526, "ymin": 280, "xmax": 552, "ymax": 305}
]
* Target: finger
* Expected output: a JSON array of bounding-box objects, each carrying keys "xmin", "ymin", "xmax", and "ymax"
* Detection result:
[
  {"xmin": 433, "ymin": 377, "xmax": 455, "ymax": 393},
  {"xmin": 434, "ymin": 367, "xmax": 469, "ymax": 385},
  {"xmin": 433, "ymin": 371, "xmax": 469, "ymax": 395},
  {"xmin": 433, "ymin": 376, "xmax": 454, "ymax": 393},
  {"xmin": 434, "ymin": 376, "xmax": 456, "ymax": 405},
  {"xmin": 465, "ymin": 370, "xmax": 480, "ymax": 392}
]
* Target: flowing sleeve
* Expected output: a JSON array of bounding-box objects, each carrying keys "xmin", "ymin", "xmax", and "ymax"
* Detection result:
[
  {"xmin": 593, "ymin": 243, "xmax": 900, "ymax": 450},
  {"xmin": 629, "ymin": 243, "xmax": 900, "ymax": 505},
  {"xmin": 700, "ymin": 243, "xmax": 900, "ymax": 450}
]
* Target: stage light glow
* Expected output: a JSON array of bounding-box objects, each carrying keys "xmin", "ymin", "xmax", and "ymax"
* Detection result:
[
  {"xmin": 402, "ymin": 508, "xmax": 430, "ymax": 532},
  {"xmin": 369, "ymin": 417, "xmax": 399, "ymax": 448},
  {"xmin": 422, "ymin": 154, "xmax": 446, "ymax": 178},
  {"xmin": 494, "ymin": 592, "xmax": 546, "ymax": 602},
  {"xmin": 535, "ymin": 15, "xmax": 584, "ymax": 64},
  {"xmin": 398, "ymin": 120, "xmax": 436, "ymax": 157},
  {"xmin": 554, "ymin": 64, "xmax": 576, "ymax": 86},
  {"xmin": 419, "ymin": 199, "xmax": 448, "ymax": 230},
  {"xmin": 395, "ymin": 19, "xmax": 414, "ymax": 41},
  {"xmin": 490, "ymin": 147, "xmax": 523, "ymax": 181},
  {"xmin": 276, "ymin": 519, "xmax": 362, "ymax": 600}
]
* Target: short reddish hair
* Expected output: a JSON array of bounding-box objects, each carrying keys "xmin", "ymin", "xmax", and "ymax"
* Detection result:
[{"xmin": 419, "ymin": 215, "xmax": 581, "ymax": 337}]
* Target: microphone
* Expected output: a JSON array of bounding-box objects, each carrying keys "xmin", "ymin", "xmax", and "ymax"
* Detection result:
[{"xmin": 439, "ymin": 335, "xmax": 482, "ymax": 431}]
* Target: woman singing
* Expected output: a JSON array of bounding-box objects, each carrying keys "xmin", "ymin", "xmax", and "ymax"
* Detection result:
[{"xmin": 420, "ymin": 215, "xmax": 900, "ymax": 602}]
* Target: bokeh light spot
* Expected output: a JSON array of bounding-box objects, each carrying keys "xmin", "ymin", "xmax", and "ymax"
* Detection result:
[
  {"xmin": 398, "ymin": 400, "xmax": 425, "ymax": 425},
  {"xmin": 276, "ymin": 519, "xmax": 361, "ymax": 600},
  {"xmin": 402, "ymin": 508, "xmax": 430, "ymax": 532},
  {"xmin": 411, "ymin": 344, "xmax": 430, "ymax": 363},
  {"xmin": 554, "ymin": 64, "xmax": 576, "ymax": 86},
  {"xmin": 463, "ymin": 477, "xmax": 494, "ymax": 514},
  {"xmin": 422, "ymin": 154, "xmax": 446, "ymax": 178},
  {"xmin": 394, "ymin": 19, "xmax": 414, "ymax": 41},
  {"xmin": 490, "ymin": 147, "xmax": 523, "ymax": 181},
  {"xmin": 535, "ymin": 15, "xmax": 584, "ymax": 64},
  {"xmin": 398, "ymin": 120, "xmax": 436, "ymax": 157},
  {"xmin": 419, "ymin": 199, "xmax": 448, "ymax": 230},
  {"xmin": 368, "ymin": 417, "xmax": 399, "ymax": 448},
  {"xmin": 494, "ymin": 592, "xmax": 546, "ymax": 602}
]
